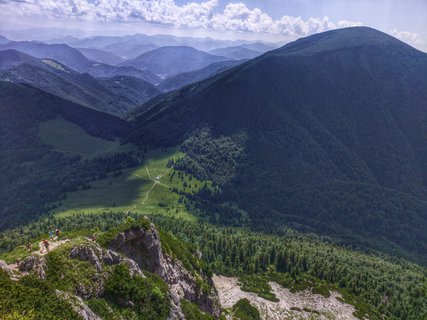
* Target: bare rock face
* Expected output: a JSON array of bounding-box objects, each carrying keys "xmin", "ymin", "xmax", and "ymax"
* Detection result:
[
  {"xmin": 109, "ymin": 221, "xmax": 221, "ymax": 319},
  {"xmin": 102, "ymin": 249, "xmax": 121, "ymax": 265},
  {"xmin": 70, "ymin": 246, "xmax": 103, "ymax": 272},
  {"xmin": 109, "ymin": 222, "xmax": 164, "ymax": 275},
  {"xmin": 18, "ymin": 255, "xmax": 47, "ymax": 279},
  {"xmin": 0, "ymin": 259, "xmax": 13, "ymax": 275}
]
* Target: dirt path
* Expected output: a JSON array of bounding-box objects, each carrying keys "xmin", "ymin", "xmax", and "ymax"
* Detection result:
[
  {"xmin": 5, "ymin": 239, "xmax": 69, "ymax": 280},
  {"xmin": 38, "ymin": 239, "xmax": 69, "ymax": 255},
  {"xmin": 127, "ymin": 166, "xmax": 171, "ymax": 213},
  {"xmin": 213, "ymin": 275, "xmax": 358, "ymax": 320}
]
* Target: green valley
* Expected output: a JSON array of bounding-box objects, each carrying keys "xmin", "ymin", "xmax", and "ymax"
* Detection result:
[
  {"xmin": 2, "ymin": 25, "xmax": 427, "ymax": 320},
  {"xmin": 51, "ymin": 147, "xmax": 209, "ymax": 221},
  {"xmin": 38, "ymin": 118, "xmax": 132, "ymax": 159}
]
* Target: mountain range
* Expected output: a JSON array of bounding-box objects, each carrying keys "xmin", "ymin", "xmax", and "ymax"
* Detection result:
[
  {"xmin": 209, "ymin": 46, "xmax": 262, "ymax": 60},
  {"xmin": 0, "ymin": 49, "xmax": 159, "ymax": 115},
  {"xmin": 0, "ymin": 41, "xmax": 160, "ymax": 84},
  {"xmin": 158, "ymin": 59, "xmax": 245, "ymax": 93},
  {"xmin": 127, "ymin": 27, "xmax": 427, "ymax": 261},
  {"xmin": 75, "ymin": 47, "xmax": 125, "ymax": 65},
  {"xmin": 0, "ymin": 80, "xmax": 132, "ymax": 228},
  {"xmin": 1, "ymin": 26, "xmax": 427, "ymax": 319},
  {"xmin": 118, "ymin": 46, "xmax": 232, "ymax": 79}
]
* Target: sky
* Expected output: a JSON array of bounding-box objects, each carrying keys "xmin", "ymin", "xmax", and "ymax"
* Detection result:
[{"xmin": 0, "ymin": 0, "xmax": 426, "ymax": 50}]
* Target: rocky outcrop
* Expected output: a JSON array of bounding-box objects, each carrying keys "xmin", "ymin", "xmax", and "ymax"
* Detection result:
[
  {"xmin": 2, "ymin": 221, "xmax": 220, "ymax": 319},
  {"xmin": 109, "ymin": 222, "xmax": 164, "ymax": 275},
  {"xmin": 0, "ymin": 259, "xmax": 13, "ymax": 275},
  {"xmin": 56, "ymin": 290, "xmax": 102, "ymax": 320},
  {"xmin": 68, "ymin": 242, "xmax": 144, "ymax": 299},
  {"xmin": 18, "ymin": 255, "xmax": 47, "ymax": 280},
  {"xmin": 109, "ymin": 220, "xmax": 221, "ymax": 319},
  {"xmin": 70, "ymin": 246, "xmax": 103, "ymax": 272},
  {"xmin": 102, "ymin": 249, "xmax": 121, "ymax": 265}
]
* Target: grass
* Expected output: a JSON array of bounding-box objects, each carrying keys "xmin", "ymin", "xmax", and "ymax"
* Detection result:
[
  {"xmin": 232, "ymin": 299, "xmax": 260, "ymax": 320},
  {"xmin": 0, "ymin": 270, "xmax": 79, "ymax": 319},
  {"xmin": 239, "ymin": 274, "xmax": 279, "ymax": 302},
  {"xmin": 46, "ymin": 246, "xmax": 97, "ymax": 293},
  {"xmin": 181, "ymin": 299, "xmax": 214, "ymax": 320},
  {"xmin": 38, "ymin": 117, "xmax": 134, "ymax": 159},
  {"xmin": 52, "ymin": 148, "xmax": 210, "ymax": 222}
]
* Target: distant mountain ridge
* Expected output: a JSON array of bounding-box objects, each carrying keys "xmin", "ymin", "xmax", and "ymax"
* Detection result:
[
  {"xmin": 158, "ymin": 59, "xmax": 245, "ymax": 93},
  {"xmin": 127, "ymin": 27, "xmax": 427, "ymax": 262},
  {"xmin": 119, "ymin": 46, "xmax": 231, "ymax": 79},
  {"xmin": 0, "ymin": 49, "xmax": 159, "ymax": 115},
  {"xmin": 0, "ymin": 34, "xmax": 10, "ymax": 45},
  {"xmin": 75, "ymin": 47, "xmax": 124, "ymax": 65},
  {"xmin": 65, "ymin": 33, "xmax": 280, "ymax": 52},
  {"xmin": 209, "ymin": 46, "xmax": 262, "ymax": 60},
  {"xmin": 0, "ymin": 41, "xmax": 160, "ymax": 84},
  {"xmin": 0, "ymin": 81, "xmax": 132, "ymax": 228}
]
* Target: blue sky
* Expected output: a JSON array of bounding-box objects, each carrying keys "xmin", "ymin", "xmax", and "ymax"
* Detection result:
[{"xmin": 0, "ymin": 0, "xmax": 425, "ymax": 50}]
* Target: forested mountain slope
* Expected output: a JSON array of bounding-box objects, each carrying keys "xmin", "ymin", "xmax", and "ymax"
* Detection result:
[
  {"xmin": 119, "ymin": 46, "xmax": 231, "ymax": 78},
  {"xmin": 127, "ymin": 27, "xmax": 427, "ymax": 262},
  {"xmin": 0, "ymin": 81, "xmax": 136, "ymax": 229},
  {"xmin": 0, "ymin": 41, "xmax": 160, "ymax": 84},
  {"xmin": 0, "ymin": 50, "xmax": 160, "ymax": 115},
  {"xmin": 158, "ymin": 60, "xmax": 244, "ymax": 93}
]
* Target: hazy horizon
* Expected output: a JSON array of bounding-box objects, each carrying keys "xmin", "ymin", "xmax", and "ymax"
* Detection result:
[{"xmin": 0, "ymin": 0, "xmax": 426, "ymax": 52}]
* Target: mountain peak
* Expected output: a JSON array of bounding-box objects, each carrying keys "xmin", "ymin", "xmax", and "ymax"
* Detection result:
[{"xmin": 274, "ymin": 26, "xmax": 412, "ymax": 56}]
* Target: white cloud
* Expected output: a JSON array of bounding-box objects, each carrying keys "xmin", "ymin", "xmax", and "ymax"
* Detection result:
[
  {"xmin": 390, "ymin": 29, "xmax": 424, "ymax": 47},
  {"xmin": 0, "ymin": 0, "xmax": 362, "ymax": 37}
]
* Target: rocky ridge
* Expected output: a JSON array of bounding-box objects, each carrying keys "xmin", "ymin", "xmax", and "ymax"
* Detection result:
[{"xmin": 0, "ymin": 219, "xmax": 220, "ymax": 319}]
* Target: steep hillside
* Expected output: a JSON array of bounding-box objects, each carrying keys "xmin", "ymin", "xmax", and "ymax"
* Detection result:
[
  {"xmin": 1, "ymin": 213, "xmax": 427, "ymax": 319},
  {"xmin": 75, "ymin": 47, "xmax": 124, "ymax": 65},
  {"xmin": 241, "ymin": 42, "xmax": 278, "ymax": 52},
  {"xmin": 102, "ymin": 42, "xmax": 159, "ymax": 60},
  {"xmin": 0, "ymin": 218, "xmax": 220, "ymax": 320},
  {"xmin": 158, "ymin": 60, "xmax": 244, "ymax": 93},
  {"xmin": 0, "ymin": 41, "xmax": 160, "ymax": 84},
  {"xmin": 209, "ymin": 46, "xmax": 262, "ymax": 60},
  {"xmin": 119, "ymin": 46, "xmax": 231, "ymax": 78},
  {"xmin": 127, "ymin": 27, "xmax": 427, "ymax": 262},
  {"xmin": 0, "ymin": 49, "xmax": 47, "ymax": 69},
  {"xmin": 0, "ymin": 50, "xmax": 160, "ymax": 115},
  {"xmin": 0, "ymin": 81, "xmax": 136, "ymax": 229},
  {"xmin": 0, "ymin": 34, "xmax": 10, "ymax": 44}
]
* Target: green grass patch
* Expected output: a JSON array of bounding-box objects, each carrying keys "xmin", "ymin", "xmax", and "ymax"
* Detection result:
[
  {"xmin": 105, "ymin": 264, "xmax": 170, "ymax": 320},
  {"xmin": 238, "ymin": 274, "xmax": 279, "ymax": 302},
  {"xmin": 0, "ymin": 241, "xmax": 38, "ymax": 264},
  {"xmin": 0, "ymin": 270, "xmax": 80, "ymax": 319},
  {"xmin": 45, "ymin": 239, "xmax": 99, "ymax": 293},
  {"xmin": 97, "ymin": 216, "xmax": 151, "ymax": 247},
  {"xmin": 268, "ymin": 272, "xmax": 331, "ymax": 298},
  {"xmin": 87, "ymin": 298, "xmax": 122, "ymax": 320},
  {"xmin": 181, "ymin": 299, "xmax": 214, "ymax": 320},
  {"xmin": 232, "ymin": 299, "xmax": 260, "ymax": 320},
  {"xmin": 38, "ymin": 117, "xmax": 133, "ymax": 159},
  {"xmin": 52, "ymin": 148, "xmax": 206, "ymax": 221}
]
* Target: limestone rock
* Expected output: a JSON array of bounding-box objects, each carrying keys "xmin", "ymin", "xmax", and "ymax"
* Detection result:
[
  {"xmin": 103, "ymin": 249, "xmax": 121, "ymax": 265},
  {"xmin": 70, "ymin": 246, "xmax": 102, "ymax": 272},
  {"xmin": 109, "ymin": 222, "xmax": 164, "ymax": 275},
  {"xmin": 108, "ymin": 221, "xmax": 221, "ymax": 318},
  {"xmin": 18, "ymin": 255, "xmax": 47, "ymax": 280},
  {"xmin": 0, "ymin": 259, "xmax": 12, "ymax": 275}
]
